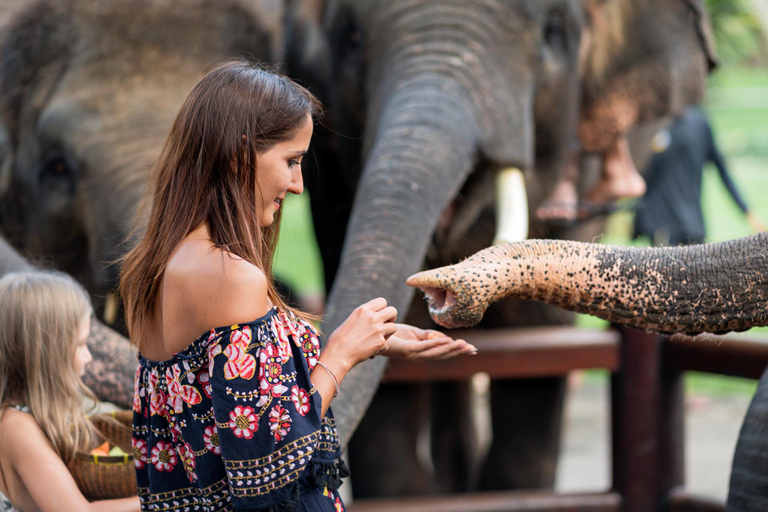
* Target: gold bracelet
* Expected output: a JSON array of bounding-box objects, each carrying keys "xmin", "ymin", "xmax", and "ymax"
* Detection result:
[{"xmin": 316, "ymin": 361, "xmax": 340, "ymax": 398}]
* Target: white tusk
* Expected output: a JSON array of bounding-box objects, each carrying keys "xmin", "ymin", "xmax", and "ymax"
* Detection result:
[
  {"xmin": 493, "ymin": 167, "xmax": 528, "ymax": 244},
  {"xmin": 104, "ymin": 291, "xmax": 118, "ymax": 326}
]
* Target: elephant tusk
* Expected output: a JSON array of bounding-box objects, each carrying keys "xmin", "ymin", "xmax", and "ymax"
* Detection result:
[
  {"xmin": 493, "ymin": 167, "xmax": 528, "ymax": 244},
  {"xmin": 104, "ymin": 291, "xmax": 118, "ymax": 326}
]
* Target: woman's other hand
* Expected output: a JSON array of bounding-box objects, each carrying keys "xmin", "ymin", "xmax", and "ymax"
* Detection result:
[
  {"xmin": 323, "ymin": 298, "xmax": 398, "ymax": 373},
  {"xmin": 383, "ymin": 324, "xmax": 476, "ymax": 361}
]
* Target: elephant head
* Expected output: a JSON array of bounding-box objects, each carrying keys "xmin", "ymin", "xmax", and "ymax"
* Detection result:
[
  {"xmin": 299, "ymin": 0, "xmax": 585, "ymax": 443},
  {"xmin": 407, "ymin": 234, "xmax": 768, "ymax": 334},
  {"xmin": 0, "ymin": 0, "xmax": 283, "ymax": 318},
  {"xmin": 578, "ymin": 0, "xmax": 716, "ymax": 153}
]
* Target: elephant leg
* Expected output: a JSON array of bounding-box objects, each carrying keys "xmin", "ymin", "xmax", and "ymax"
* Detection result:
[
  {"xmin": 726, "ymin": 367, "xmax": 768, "ymax": 511},
  {"xmin": 348, "ymin": 382, "xmax": 432, "ymax": 498},
  {"xmin": 479, "ymin": 377, "xmax": 566, "ymax": 490},
  {"xmin": 430, "ymin": 380, "xmax": 475, "ymax": 493}
]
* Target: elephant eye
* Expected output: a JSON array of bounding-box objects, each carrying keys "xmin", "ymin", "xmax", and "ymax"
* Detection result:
[
  {"xmin": 39, "ymin": 156, "xmax": 76, "ymax": 195},
  {"xmin": 544, "ymin": 10, "xmax": 567, "ymax": 49}
]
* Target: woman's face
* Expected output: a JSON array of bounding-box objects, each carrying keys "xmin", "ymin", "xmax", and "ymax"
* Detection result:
[
  {"xmin": 73, "ymin": 316, "xmax": 92, "ymax": 377},
  {"xmin": 256, "ymin": 116, "xmax": 314, "ymax": 227}
]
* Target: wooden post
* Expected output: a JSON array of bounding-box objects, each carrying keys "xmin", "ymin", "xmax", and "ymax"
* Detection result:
[
  {"xmin": 612, "ymin": 326, "xmax": 662, "ymax": 512},
  {"xmin": 659, "ymin": 335, "xmax": 686, "ymax": 502}
]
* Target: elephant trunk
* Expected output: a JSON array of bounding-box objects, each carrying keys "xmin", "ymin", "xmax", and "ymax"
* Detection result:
[
  {"xmin": 325, "ymin": 0, "xmax": 539, "ymax": 445},
  {"xmin": 326, "ymin": 86, "xmax": 480, "ymax": 445},
  {"xmin": 407, "ymin": 234, "xmax": 768, "ymax": 335}
]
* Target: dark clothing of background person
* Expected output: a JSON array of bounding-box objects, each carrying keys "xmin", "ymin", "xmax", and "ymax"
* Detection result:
[{"xmin": 634, "ymin": 107, "xmax": 749, "ymax": 246}]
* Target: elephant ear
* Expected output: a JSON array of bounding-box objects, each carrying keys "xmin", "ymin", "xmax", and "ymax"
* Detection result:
[
  {"xmin": 0, "ymin": 1, "xmax": 76, "ymax": 146},
  {"xmin": 683, "ymin": 0, "xmax": 718, "ymax": 72}
]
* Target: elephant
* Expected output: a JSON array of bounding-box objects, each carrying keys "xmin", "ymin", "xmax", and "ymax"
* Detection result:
[
  {"xmin": 285, "ymin": 0, "xmax": 715, "ymax": 496},
  {"xmin": 286, "ymin": 0, "xmax": 588, "ymax": 495},
  {"xmin": 406, "ymin": 233, "xmax": 768, "ymax": 510},
  {"xmin": 0, "ymin": 0, "xmax": 288, "ymax": 405}
]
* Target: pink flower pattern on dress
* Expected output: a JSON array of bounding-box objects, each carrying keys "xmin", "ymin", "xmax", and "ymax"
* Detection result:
[
  {"xmin": 133, "ymin": 366, "xmax": 144, "ymax": 413},
  {"xmin": 259, "ymin": 342, "xmax": 289, "ymax": 397},
  {"xmin": 133, "ymin": 310, "xmax": 345, "ymax": 511},
  {"xmin": 223, "ymin": 327, "xmax": 257, "ymax": 380},
  {"xmin": 132, "ymin": 437, "xmax": 148, "ymax": 469},
  {"xmin": 149, "ymin": 388, "xmax": 166, "ymax": 417},
  {"xmin": 150, "ymin": 441, "xmax": 177, "ymax": 472},
  {"xmin": 291, "ymin": 386, "xmax": 311, "ymax": 416},
  {"xmin": 229, "ymin": 405, "xmax": 258, "ymax": 439},
  {"xmin": 269, "ymin": 404, "xmax": 291, "ymax": 442},
  {"xmin": 180, "ymin": 442, "xmax": 197, "ymax": 482},
  {"xmin": 198, "ymin": 369, "xmax": 212, "ymax": 399},
  {"xmin": 203, "ymin": 425, "xmax": 221, "ymax": 455}
]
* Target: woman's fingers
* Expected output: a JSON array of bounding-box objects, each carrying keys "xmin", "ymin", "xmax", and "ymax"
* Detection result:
[
  {"xmin": 405, "ymin": 337, "xmax": 476, "ymax": 360},
  {"xmin": 423, "ymin": 341, "xmax": 476, "ymax": 360},
  {"xmin": 375, "ymin": 305, "xmax": 398, "ymax": 324},
  {"xmin": 364, "ymin": 297, "xmax": 389, "ymax": 310},
  {"xmin": 382, "ymin": 321, "xmax": 398, "ymax": 340}
]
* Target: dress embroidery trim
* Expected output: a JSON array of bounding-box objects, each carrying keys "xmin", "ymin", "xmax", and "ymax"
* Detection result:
[{"xmin": 133, "ymin": 308, "xmax": 347, "ymax": 512}]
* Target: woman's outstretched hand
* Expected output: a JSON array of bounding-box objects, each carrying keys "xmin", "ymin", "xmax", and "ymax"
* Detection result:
[
  {"xmin": 323, "ymin": 297, "xmax": 398, "ymax": 373},
  {"xmin": 383, "ymin": 324, "xmax": 476, "ymax": 361}
]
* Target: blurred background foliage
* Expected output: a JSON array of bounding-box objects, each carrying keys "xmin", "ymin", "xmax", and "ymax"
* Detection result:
[{"xmin": 706, "ymin": 0, "xmax": 766, "ymax": 65}]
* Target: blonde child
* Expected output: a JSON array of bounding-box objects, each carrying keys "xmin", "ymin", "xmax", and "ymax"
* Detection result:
[{"xmin": 0, "ymin": 271, "xmax": 140, "ymax": 512}]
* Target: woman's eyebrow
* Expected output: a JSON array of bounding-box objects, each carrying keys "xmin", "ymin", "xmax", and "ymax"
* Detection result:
[{"xmin": 289, "ymin": 150, "xmax": 308, "ymax": 157}]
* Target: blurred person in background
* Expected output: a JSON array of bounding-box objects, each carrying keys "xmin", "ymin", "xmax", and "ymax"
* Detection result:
[{"xmin": 634, "ymin": 106, "xmax": 765, "ymax": 246}]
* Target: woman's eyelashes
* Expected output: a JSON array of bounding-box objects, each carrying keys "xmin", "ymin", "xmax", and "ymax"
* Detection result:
[{"xmin": 288, "ymin": 159, "xmax": 302, "ymax": 169}]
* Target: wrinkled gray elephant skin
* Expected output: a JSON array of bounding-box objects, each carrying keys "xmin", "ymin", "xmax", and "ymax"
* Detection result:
[
  {"xmin": 0, "ymin": 0, "xmax": 285, "ymax": 405},
  {"xmin": 292, "ymin": 0, "xmax": 715, "ymax": 449},
  {"xmin": 408, "ymin": 233, "xmax": 768, "ymax": 334},
  {"xmin": 285, "ymin": 0, "xmax": 585, "ymax": 494},
  {"xmin": 294, "ymin": 0, "xmax": 584, "ymax": 449}
]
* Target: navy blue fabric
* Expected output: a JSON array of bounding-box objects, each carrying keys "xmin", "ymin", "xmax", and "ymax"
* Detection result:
[
  {"xmin": 635, "ymin": 107, "xmax": 749, "ymax": 246},
  {"xmin": 132, "ymin": 307, "xmax": 347, "ymax": 511}
]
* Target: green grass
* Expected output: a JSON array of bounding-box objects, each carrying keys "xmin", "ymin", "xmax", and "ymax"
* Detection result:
[{"xmin": 273, "ymin": 192, "xmax": 325, "ymax": 296}]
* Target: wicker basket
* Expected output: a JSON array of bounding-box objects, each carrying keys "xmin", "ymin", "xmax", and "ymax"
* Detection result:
[{"xmin": 68, "ymin": 410, "xmax": 137, "ymax": 500}]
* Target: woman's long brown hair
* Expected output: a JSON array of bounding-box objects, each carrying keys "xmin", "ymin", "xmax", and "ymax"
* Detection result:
[{"xmin": 119, "ymin": 60, "xmax": 322, "ymax": 348}]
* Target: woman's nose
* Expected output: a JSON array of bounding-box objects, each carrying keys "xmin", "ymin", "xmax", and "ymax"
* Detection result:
[{"xmin": 289, "ymin": 168, "xmax": 304, "ymax": 195}]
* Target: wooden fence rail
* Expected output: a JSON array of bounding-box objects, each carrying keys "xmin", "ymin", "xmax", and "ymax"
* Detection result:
[{"xmin": 347, "ymin": 327, "xmax": 768, "ymax": 512}]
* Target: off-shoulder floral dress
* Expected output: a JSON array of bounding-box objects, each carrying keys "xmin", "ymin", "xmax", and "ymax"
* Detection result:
[{"xmin": 132, "ymin": 307, "xmax": 348, "ymax": 512}]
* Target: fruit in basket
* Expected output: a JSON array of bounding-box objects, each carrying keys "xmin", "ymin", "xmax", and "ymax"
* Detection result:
[
  {"xmin": 108, "ymin": 445, "xmax": 127, "ymax": 456},
  {"xmin": 90, "ymin": 441, "xmax": 110, "ymax": 456}
]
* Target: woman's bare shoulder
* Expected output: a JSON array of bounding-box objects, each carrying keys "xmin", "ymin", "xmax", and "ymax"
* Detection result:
[{"xmin": 164, "ymin": 241, "xmax": 271, "ymax": 334}]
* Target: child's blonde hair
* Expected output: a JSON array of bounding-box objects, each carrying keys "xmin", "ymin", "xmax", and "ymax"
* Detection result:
[{"xmin": 0, "ymin": 271, "xmax": 98, "ymax": 464}]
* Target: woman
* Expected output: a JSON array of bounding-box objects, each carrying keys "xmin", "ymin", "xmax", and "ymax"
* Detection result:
[{"xmin": 119, "ymin": 60, "xmax": 475, "ymax": 512}]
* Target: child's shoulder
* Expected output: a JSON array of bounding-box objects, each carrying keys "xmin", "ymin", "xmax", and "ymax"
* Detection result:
[
  {"xmin": 0, "ymin": 408, "xmax": 46, "ymax": 450},
  {"xmin": 165, "ymin": 241, "xmax": 270, "ymax": 333}
]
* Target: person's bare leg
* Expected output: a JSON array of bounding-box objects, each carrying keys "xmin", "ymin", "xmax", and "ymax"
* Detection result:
[
  {"xmin": 536, "ymin": 154, "xmax": 579, "ymax": 221},
  {"xmin": 584, "ymin": 135, "xmax": 646, "ymax": 205}
]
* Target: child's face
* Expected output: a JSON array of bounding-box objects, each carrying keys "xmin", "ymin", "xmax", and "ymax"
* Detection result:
[
  {"xmin": 255, "ymin": 116, "xmax": 313, "ymax": 227},
  {"xmin": 73, "ymin": 316, "xmax": 92, "ymax": 377}
]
